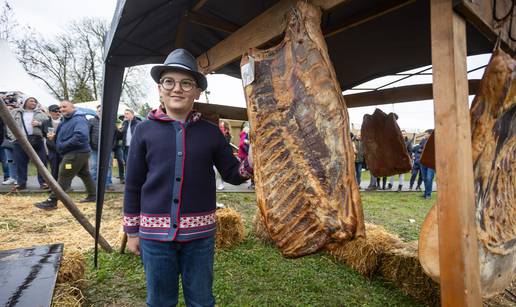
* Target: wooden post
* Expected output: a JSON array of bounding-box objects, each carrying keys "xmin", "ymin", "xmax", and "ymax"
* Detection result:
[
  {"xmin": 430, "ymin": 1, "xmax": 481, "ymax": 306},
  {"xmin": 0, "ymin": 98, "xmax": 113, "ymax": 253}
]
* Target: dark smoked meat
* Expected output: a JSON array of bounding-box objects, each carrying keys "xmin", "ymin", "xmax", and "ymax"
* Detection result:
[
  {"xmin": 360, "ymin": 109, "xmax": 412, "ymax": 177},
  {"xmin": 420, "ymin": 131, "xmax": 435, "ymax": 169},
  {"xmin": 241, "ymin": 1, "xmax": 365, "ymax": 258},
  {"xmin": 419, "ymin": 49, "xmax": 515, "ymax": 297},
  {"xmin": 470, "ymin": 49, "xmax": 515, "ymax": 297}
]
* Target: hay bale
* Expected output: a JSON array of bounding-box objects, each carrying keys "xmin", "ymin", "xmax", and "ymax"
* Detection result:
[
  {"xmin": 252, "ymin": 212, "xmax": 274, "ymax": 244},
  {"xmin": 52, "ymin": 283, "xmax": 84, "ymax": 307},
  {"xmin": 216, "ymin": 208, "xmax": 245, "ymax": 249},
  {"xmin": 379, "ymin": 241, "xmax": 440, "ymax": 306},
  {"xmin": 57, "ymin": 252, "xmax": 86, "ymax": 287},
  {"xmin": 325, "ymin": 223, "xmax": 403, "ymax": 277},
  {"xmin": 483, "ymin": 279, "xmax": 516, "ymax": 307}
]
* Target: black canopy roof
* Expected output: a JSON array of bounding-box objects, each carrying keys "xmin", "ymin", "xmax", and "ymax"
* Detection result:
[{"xmin": 104, "ymin": 0, "xmax": 491, "ymax": 89}]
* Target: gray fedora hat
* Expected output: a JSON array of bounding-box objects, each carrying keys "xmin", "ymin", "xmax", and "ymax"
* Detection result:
[{"xmin": 150, "ymin": 48, "xmax": 207, "ymax": 91}]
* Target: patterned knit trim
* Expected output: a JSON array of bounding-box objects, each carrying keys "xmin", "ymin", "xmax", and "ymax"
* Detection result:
[
  {"xmin": 123, "ymin": 215, "xmax": 140, "ymax": 227},
  {"xmin": 124, "ymin": 212, "xmax": 216, "ymax": 229}
]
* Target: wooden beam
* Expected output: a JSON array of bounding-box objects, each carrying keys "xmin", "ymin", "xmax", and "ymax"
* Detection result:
[
  {"xmin": 174, "ymin": 12, "xmax": 189, "ymax": 48},
  {"xmin": 431, "ymin": 1, "xmax": 481, "ymax": 306},
  {"xmin": 194, "ymin": 102, "xmax": 248, "ymax": 120},
  {"xmin": 192, "ymin": 0, "xmax": 209, "ymax": 12},
  {"xmin": 344, "ymin": 80, "xmax": 481, "ymax": 108},
  {"xmin": 455, "ymin": 0, "xmax": 516, "ymax": 52},
  {"xmin": 323, "ymin": 0, "xmax": 415, "ymax": 38},
  {"xmin": 0, "ymin": 99, "xmax": 113, "ymax": 253},
  {"xmin": 188, "ymin": 11, "xmax": 239, "ymax": 34},
  {"xmin": 196, "ymin": 0, "xmax": 348, "ymax": 74}
]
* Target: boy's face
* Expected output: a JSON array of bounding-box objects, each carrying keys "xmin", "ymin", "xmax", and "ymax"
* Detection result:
[{"xmin": 158, "ymin": 70, "xmax": 201, "ymax": 115}]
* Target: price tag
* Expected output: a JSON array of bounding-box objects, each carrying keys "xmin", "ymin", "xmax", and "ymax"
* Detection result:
[{"xmin": 241, "ymin": 56, "xmax": 255, "ymax": 87}]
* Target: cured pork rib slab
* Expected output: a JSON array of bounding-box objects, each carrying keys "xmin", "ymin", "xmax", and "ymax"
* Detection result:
[
  {"xmin": 419, "ymin": 49, "xmax": 515, "ymax": 297},
  {"xmin": 361, "ymin": 109, "xmax": 412, "ymax": 177},
  {"xmin": 470, "ymin": 49, "xmax": 515, "ymax": 296},
  {"xmin": 242, "ymin": 1, "xmax": 364, "ymax": 258}
]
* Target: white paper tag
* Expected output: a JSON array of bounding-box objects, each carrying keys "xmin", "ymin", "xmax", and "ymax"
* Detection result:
[{"xmin": 241, "ymin": 56, "xmax": 255, "ymax": 87}]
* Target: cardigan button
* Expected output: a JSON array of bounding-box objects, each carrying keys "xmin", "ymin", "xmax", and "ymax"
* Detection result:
[
  {"xmin": 176, "ymin": 177, "xmax": 181, "ymax": 182},
  {"xmin": 173, "ymin": 199, "xmax": 179, "ymax": 204},
  {"xmin": 173, "ymin": 224, "xmax": 178, "ymax": 228},
  {"xmin": 178, "ymin": 152, "xmax": 183, "ymax": 157}
]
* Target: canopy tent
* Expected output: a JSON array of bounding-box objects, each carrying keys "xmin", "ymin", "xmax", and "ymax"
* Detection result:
[
  {"xmin": 98, "ymin": 1, "xmax": 514, "ymax": 303},
  {"xmin": 0, "ymin": 40, "xmax": 58, "ymax": 107}
]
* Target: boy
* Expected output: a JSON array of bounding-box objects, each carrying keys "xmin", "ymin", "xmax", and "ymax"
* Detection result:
[{"xmin": 124, "ymin": 49, "xmax": 252, "ymax": 306}]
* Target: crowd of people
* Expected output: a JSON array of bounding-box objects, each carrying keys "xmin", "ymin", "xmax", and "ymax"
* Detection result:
[
  {"xmin": 0, "ymin": 92, "xmax": 255, "ymax": 203},
  {"xmin": 0, "ymin": 92, "xmax": 156, "ymax": 209},
  {"xmin": 352, "ymin": 129, "xmax": 436, "ymax": 199}
]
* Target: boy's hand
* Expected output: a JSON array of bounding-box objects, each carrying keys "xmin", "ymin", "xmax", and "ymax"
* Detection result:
[{"xmin": 127, "ymin": 236, "xmax": 141, "ymax": 256}]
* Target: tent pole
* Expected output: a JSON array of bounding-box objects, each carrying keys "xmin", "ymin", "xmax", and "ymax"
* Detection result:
[
  {"xmin": 430, "ymin": 1, "xmax": 481, "ymax": 306},
  {"xmin": 0, "ymin": 98, "xmax": 113, "ymax": 253}
]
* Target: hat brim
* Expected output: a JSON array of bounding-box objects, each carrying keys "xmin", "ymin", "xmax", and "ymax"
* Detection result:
[{"xmin": 150, "ymin": 64, "xmax": 207, "ymax": 91}]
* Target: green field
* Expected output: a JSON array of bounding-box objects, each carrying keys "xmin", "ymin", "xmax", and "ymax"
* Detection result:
[{"xmin": 84, "ymin": 192, "xmax": 434, "ymax": 306}]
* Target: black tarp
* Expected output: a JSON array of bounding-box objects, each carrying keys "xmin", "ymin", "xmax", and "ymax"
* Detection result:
[{"xmin": 96, "ymin": 0, "xmax": 495, "ymax": 264}]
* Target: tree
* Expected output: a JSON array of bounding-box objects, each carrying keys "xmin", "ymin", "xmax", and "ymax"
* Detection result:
[
  {"xmin": 14, "ymin": 17, "xmax": 148, "ymax": 107},
  {"xmin": 0, "ymin": 0, "xmax": 16, "ymax": 41}
]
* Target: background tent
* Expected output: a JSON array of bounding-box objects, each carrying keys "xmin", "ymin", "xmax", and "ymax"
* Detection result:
[{"xmin": 0, "ymin": 40, "xmax": 58, "ymax": 107}]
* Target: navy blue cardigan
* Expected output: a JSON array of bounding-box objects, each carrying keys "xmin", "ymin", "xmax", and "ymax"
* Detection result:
[{"xmin": 123, "ymin": 109, "xmax": 251, "ymax": 242}]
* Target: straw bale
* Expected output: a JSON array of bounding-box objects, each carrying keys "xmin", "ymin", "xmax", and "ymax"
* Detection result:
[
  {"xmin": 216, "ymin": 208, "xmax": 245, "ymax": 249},
  {"xmin": 0, "ymin": 195, "xmax": 122, "ymax": 252},
  {"xmin": 379, "ymin": 241, "xmax": 440, "ymax": 306},
  {"xmin": 252, "ymin": 212, "xmax": 274, "ymax": 244},
  {"xmin": 325, "ymin": 223, "xmax": 403, "ymax": 277},
  {"xmin": 57, "ymin": 251, "xmax": 86, "ymax": 287},
  {"xmin": 484, "ymin": 280, "xmax": 516, "ymax": 306},
  {"xmin": 52, "ymin": 282, "xmax": 84, "ymax": 307}
]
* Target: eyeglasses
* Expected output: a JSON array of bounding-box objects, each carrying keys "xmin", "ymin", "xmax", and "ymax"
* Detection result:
[{"xmin": 160, "ymin": 78, "xmax": 197, "ymax": 92}]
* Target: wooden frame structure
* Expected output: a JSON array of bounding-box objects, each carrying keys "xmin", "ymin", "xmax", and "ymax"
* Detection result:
[{"xmin": 100, "ymin": 0, "xmax": 515, "ymax": 303}]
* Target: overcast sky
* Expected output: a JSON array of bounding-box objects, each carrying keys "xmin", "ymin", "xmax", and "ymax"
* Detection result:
[{"xmin": 8, "ymin": 0, "xmax": 491, "ymax": 131}]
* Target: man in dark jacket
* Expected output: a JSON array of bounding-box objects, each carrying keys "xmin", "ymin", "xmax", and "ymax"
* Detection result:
[
  {"xmin": 121, "ymin": 108, "xmax": 141, "ymax": 166},
  {"xmin": 44, "ymin": 104, "xmax": 62, "ymax": 180},
  {"xmin": 409, "ymin": 138, "xmax": 425, "ymax": 190},
  {"xmin": 123, "ymin": 49, "xmax": 253, "ymax": 306},
  {"xmin": 35, "ymin": 100, "xmax": 96, "ymax": 210},
  {"xmin": 88, "ymin": 105, "xmax": 114, "ymax": 190}
]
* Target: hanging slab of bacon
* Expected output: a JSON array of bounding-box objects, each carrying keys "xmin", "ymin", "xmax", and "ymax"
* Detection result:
[
  {"xmin": 420, "ymin": 131, "xmax": 435, "ymax": 169},
  {"xmin": 241, "ymin": 1, "xmax": 365, "ymax": 258},
  {"xmin": 361, "ymin": 109, "xmax": 412, "ymax": 177},
  {"xmin": 419, "ymin": 49, "xmax": 515, "ymax": 297}
]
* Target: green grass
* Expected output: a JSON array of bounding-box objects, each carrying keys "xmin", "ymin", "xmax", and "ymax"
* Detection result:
[
  {"xmin": 360, "ymin": 192, "xmax": 434, "ymax": 241},
  {"xmin": 83, "ymin": 192, "xmax": 433, "ymax": 306}
]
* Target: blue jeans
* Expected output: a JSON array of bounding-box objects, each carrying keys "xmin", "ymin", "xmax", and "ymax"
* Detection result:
[
  {"xmin": 3, "ymin": 147, "xmax": 16, "ymax": 180},
  {"xmin": 0, "ymin": 147, "xmax": 9, "ymax": 180},
  {"xmin": 89, "ymin": 151, "xmax": 113, "ymax": 186},
  {"xmin": 354, "ymin": 162, "xmax": 363, "ymax": 185},
  {"xmin": 13, "ymin": 139, "xmax": 47, "ymax": 187},
  {"xmin": 113, "ymin": 146, "xmax": 125, "ymax": 179},
  {"xmin": 140, "ymin": 237, "xmax": 216, "ymax": 307},
  {"xmin": 409, "ymin": 161, "xmax": 423, "ymax": 188},
  {"xmin": 421, "ymin": 165, "xmax": 435, "ymax": 198}
]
